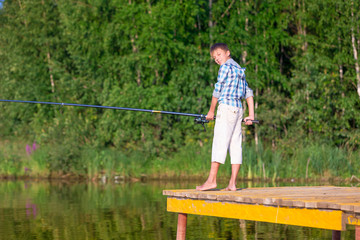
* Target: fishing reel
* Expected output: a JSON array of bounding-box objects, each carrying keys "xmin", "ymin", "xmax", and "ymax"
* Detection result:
[{"xmin": 194, "ymin": 115, "xmax": 209, "ymax": 132}]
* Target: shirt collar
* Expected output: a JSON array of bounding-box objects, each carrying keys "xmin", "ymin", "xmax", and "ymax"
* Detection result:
[{"xmin": 224, "ymin": 58, "xmax": 241, "ymax": 69}]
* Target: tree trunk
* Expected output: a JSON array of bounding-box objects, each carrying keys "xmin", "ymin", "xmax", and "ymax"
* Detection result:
[
  {"xmin": 209, "ymin": 0, "xmax": 213, "ymax": 73},
  {"xmin": 339, "ymin": 64, "xmax": 345, "ymax": 116},
  {"xmin": 300, "ymin": 0, "xmax": 308, "ymax": 52},
  {"xmin": 17, "ymin": 0, "xmax": 27, "ymax": 26},
  {"xmin": 280, "ymin": 45, "xmax": 284, "ymax": 74},
  {"xmin": 239, "ymin": 0, "xmax": 249, "ymax": 143},
  {"xmin": 351, "ymin": 1, "xmax": 360, "ymax": 98},
  {"xmin": 46, "ymin": 50, "xmax": 55, "ymax": 93},
  {"xmin": 41, "ymin": 0, "xmax": 55, "ymax": 94},
  {"xmin": 128, "ymin": 1, "xmax": 140, "ymax": 86},
  {"xmin": 208, "ymin": 0, "xmax": 213, "ymax": 45}
]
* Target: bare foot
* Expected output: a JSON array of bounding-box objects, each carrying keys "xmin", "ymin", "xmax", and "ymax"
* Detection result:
[
  {"xmin": 224, "ymin": 185, "xmax": 237, "ymax": 191},
  {"xmin": 196, "ymin": 182, "xmax": 217, "ymax": 191}
]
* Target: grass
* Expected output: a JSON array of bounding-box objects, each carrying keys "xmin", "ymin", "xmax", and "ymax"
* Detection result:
[{"xmin": 0, "ymin": 137, "xmax": 359, "ymax": 181}]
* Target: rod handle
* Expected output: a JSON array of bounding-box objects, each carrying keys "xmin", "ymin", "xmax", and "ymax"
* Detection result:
[
  {"xmin": 208, "ymin": 116, "xmax": 260, "ymax": 124},
  {"xmin": 243, "ymin": 119, "xmax": 260, "ymax": 124}
]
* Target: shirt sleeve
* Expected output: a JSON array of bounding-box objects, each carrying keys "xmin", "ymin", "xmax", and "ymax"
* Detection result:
[
  {"xmin": 212, "ymin": 64, "xmax": 229, "ymax": 99},
  {"xmin": 244, "ymin": 83, "xmax": 254, "ymax": 99}
]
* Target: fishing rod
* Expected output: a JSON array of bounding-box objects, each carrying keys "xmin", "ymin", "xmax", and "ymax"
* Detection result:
[{"xmin": 0, "ymin": 99, "xmax": 259, "ymax": 131}]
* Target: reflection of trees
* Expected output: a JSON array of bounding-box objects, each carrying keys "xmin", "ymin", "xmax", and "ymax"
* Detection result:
[{"xmin": 0, "ymin": 181, "xmax": 355, "ymax": 239}]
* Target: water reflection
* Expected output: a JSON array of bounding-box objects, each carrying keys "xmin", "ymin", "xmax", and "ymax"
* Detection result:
[{"xmin": 0, "ymin": 180, "xmax": 355, "ymax": 240}]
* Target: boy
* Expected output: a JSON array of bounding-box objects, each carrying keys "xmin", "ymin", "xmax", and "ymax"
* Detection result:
[{"xmin": 196, "ymin": 43, "xmax": 254, "ymax": 191}]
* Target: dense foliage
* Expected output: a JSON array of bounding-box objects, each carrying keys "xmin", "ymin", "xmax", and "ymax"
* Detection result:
[{"xmin": 0, "ymin": 0, "xmax": 359, "ymax": 177}]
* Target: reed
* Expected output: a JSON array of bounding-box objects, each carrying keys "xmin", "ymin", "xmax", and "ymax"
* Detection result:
[{"xmin": 0, "ymin": 138, "xmax": 358, "ymax": 180}]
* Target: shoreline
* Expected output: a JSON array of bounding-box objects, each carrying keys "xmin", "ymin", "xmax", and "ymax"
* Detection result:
[{"xmin": 0, "ymin": 173, "xmax": 355, "ymax": 186}]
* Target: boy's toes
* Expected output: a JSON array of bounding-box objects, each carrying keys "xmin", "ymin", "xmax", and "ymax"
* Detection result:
[
  {"xmin": 196, "ymin": 182, "xmax": 217, "ymax": 191},
  {"xmin": 224, "ymin": 186, "xmax": 237, "ymax": 191}
]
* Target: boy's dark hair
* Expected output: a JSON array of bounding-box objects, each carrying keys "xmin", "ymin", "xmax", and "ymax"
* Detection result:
[{"xmin": 210, "ymin": 43, "xmax": 229, "ymax": 53}]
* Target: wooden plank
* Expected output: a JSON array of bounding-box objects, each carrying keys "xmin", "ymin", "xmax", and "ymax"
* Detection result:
[
  {"xmin": 167, "ymin": 197, "xmax": 346, "ymax": 231},
  {"xmin": 163, "ymin": 187, "xmax": 360, "ymax": 212}
]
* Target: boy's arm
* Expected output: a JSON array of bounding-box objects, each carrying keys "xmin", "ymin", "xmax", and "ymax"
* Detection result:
[
  {"xmin": 206, "ymin": 96, "xmax": 218, "ymax": 120},
  {"xmin": 244, "ymin": 96, "xmax": 255, "ymax": 125}
]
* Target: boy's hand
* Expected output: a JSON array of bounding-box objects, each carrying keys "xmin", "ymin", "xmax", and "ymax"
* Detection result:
[
  {"xmin": 244, "ymin": 116, "xmax": 254, "ymax": 125},
  {"xmin": 206, "ymin": 110, "xmax": 215, "ymax": 120},
  {"xmin": 206, "ymin": 97, "xmax": 218, "ymax": 121}
]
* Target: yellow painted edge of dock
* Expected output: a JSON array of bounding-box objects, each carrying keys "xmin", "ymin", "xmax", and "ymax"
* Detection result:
[
  {"xmin": 347, "ymin": 215, "xmax": 360, "ymax": 226},
  {"xmin": 167, "ymin": 197, "xmax": 346, "ymax": 231}
]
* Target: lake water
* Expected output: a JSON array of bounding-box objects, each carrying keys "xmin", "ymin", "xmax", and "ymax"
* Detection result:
[{"xmin": 0, "ymin": 180, "xmax": 356, "ymax": 240}]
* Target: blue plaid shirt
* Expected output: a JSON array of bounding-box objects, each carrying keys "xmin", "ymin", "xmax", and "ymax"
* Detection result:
[{"xmin": 212, "ymin": 58, "xmax": 253, "ymax": 108}]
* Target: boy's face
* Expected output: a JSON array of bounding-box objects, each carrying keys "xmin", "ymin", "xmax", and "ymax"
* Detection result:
[{"xmin": 211, "ymin": 48, "xmax": 230, "ymax": 65}]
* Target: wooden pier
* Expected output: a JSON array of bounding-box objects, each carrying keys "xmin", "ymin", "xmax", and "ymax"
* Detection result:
[{"xmin": 163, "ymin": 186, "xmax": 360, "ymax": 240}]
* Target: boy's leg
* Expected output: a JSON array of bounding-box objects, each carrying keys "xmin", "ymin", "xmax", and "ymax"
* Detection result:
[
  {"xmin": 197, "ymin": 105, "xmax": 238, "ymax": 191},
  {"xmin": 229, "ymin": 108, "xmax": 243, "ymax": 164},
  {"xmin": 197, "ymin": 104, "xmax": 240, "ymax": 191},
  {"xmin": 212, "ymin": 104, "xmax": 240, "ymax": 163},
  {"xmin": 225, "ymin": 164, "xmax": 241, "ymax": 191},
  {"xmin": 196, "ymin": 162, "xmax": 220, "ymax": 190},
  {"xmin": 226, "ymin": 109, "xmax": 243, "ymax": 191}
]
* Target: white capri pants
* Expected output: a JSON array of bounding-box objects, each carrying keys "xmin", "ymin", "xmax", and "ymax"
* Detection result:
[{"xmin": 211, "ymin": 104, "xmax": 243, "ymax": 164}]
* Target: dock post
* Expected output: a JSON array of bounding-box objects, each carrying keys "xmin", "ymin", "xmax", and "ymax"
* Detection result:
[
  {"xmin": 332, "ymin": 230, "xmax": 341, "ymax": 240},
  {"xmin": 356, "ymin": 226, "xmax": 360, "ymax": 240},
  {"xmin": 176, "ymin": 213, "xmax": 187, "ymax": 240}
]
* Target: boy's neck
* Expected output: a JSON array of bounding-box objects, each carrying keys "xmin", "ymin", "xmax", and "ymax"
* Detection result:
[{"xmin": 221, "ymin": 57, "xmax": 231, "ymax": 65}]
